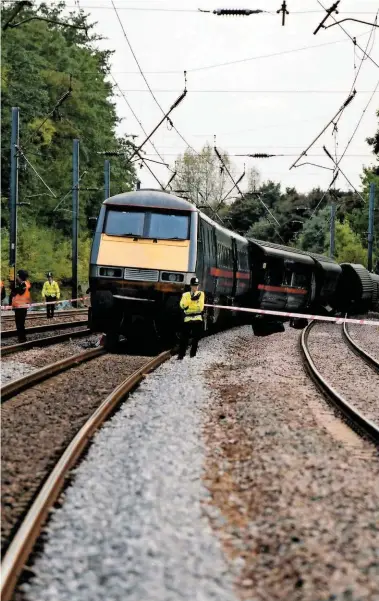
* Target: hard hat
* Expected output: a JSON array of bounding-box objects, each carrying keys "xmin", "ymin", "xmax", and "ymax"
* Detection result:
[
  {"xmin": 47, "ymin": 272, "xmax": 53, "ymax": 277},
  {"xmin": 190, "ymin": 277, "xmax": 199, "ymax": 286}
]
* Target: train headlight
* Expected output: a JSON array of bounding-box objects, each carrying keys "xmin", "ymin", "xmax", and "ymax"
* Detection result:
[
  {"xmin": 161, "ymin": 272, "xmax": 184, "ymax": 283},
  {"xmin": 99, "ymin": 267, "xmax": 123, "ymax": 278}
]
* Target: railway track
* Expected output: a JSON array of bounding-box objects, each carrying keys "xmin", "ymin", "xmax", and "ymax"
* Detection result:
[
  {"xmin": 1, "ymin": 318, "xmax": 87, "ymax": 339},
  {"xmin": 1, "ymin": 309, "xmax": 88, "ymax": 323},
  {"xmin": 342, "ymin": 321, "xmax": 379, "ymax": 374},
  {"xmin": 1, "ymin": 347, "xmax": 104, "ymax": 402},
  {"xmin": 1, "ymin": 348, "xmax": 173, "ymax": 600},
  {"xmin": 1, "ymin": 327, "xmax": 92, "ymax": 357},
  {"xmin": 300, "ymin": 321, "xmax": 379, "ymax": 444}
]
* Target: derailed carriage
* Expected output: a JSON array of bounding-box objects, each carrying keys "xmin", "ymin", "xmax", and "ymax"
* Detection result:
[{"xmin": 88, "ymin": 189, "xmax": 378, "ymax": 345}]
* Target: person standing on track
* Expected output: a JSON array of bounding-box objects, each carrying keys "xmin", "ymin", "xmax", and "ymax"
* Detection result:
[
  {"xmin": 9, "ymin": 269, "xmax": 31, "ymax": 343},
  {"xmin": 42, "ymin": 272, "xmax": 60, "ymax": 318},
  {"xmin": 178, "ymin": 277, "xmax": 205, "ymax": 360},
  {"xmin": 1, "ymin": 279, "xmax": 5, "ymax": 303}
]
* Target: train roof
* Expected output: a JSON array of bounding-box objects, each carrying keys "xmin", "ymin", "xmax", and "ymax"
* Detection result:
[
  {"xmin": 103, "ymin": 189, "xmax": 197, "ymax": 212},
  {"xmin": 199, "ymin": 210, "xmax": 248, "ymax": 244},
  {"xmin": 249, "ymin": 238, "xmax": 338, "ymax": 267}
]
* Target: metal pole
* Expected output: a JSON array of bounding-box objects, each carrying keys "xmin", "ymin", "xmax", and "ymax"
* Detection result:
[
  {"xmin": 72, "ymin": 139, "xmax": 79, "ymax": 307},
  {"xmin": 330, "ymin": 201, "xmax": 336, "ymax": 259},
  {"xmin": 9, "ymin": 107, "xmax": 19, "ymax": 285},
  {"xmin": 104, "ymin": 159, "xmax": 110, "ymax": 200},
  {"xmin": 368, "ymin": 182, "xmax": 375, "ymax": 272}
]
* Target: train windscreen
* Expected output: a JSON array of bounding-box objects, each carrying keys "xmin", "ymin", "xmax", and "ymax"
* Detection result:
[{"xmin": 104, "ymin": 209, "xmax": 190, "ymax": 240}]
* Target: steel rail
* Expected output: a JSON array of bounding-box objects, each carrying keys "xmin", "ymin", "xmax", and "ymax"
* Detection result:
[
  {"xmin": 1, "ymin": 328, "xmax": 91, "ymax": 357},
  {"xmin": 300, "ymin": 321, "xmax": 379, "ymax": 444},
  {"xmin": 1, "ymin": 347, "xmax": 104, "ymax": 402},
  {"xmin": 1, "ymin": 319, "xmax": 87, "ymax": 339},
  {"xmin": 342, "ymin": 321, "xmax": 379, "ymax": 374},
  {"xmin": 1, "ymin": 309, "xmax": 88, "ymax": 322},
  {"xmin": 1, "ymin": 349, "xmax": 173, "ymax": 601}
]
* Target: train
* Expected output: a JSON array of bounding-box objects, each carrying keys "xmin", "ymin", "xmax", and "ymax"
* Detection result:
[{"xmin": 88, "ymin": 189, "xmax": 379, "ymax": 346}]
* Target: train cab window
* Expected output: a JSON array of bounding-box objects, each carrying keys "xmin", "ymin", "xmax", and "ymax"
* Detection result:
[
  {"xmin": 149, "ymin": 213, "xmax": 189, "ymax": 240},
  {"xmin": 104, "ymin": 210, "xmax": 144, "ymax": 237},
  {"xmin": 104, "ymin": 209, "xmax": 189, "ymax": 240}
]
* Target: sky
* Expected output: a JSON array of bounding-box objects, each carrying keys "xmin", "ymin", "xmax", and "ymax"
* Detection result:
[{"xmin": 67, "ymin": 0, "xmax": 378, "ymax": 194}]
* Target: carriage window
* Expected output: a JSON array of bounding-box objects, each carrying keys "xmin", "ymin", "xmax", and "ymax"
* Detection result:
[
  {"xmin": 292, "ymin": 273, "xmax": 308, "ymax": 288},
  {"xmin": 105, "ymin": 210, "xmax": 144, "ymax": 237}
]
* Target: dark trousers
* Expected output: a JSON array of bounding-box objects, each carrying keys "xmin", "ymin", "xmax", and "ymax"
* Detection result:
[
  {"xmin": 14, "ymin": 308, "xmax": 27, "ymax": 342},
  {"xmin": 178, "ymin": 320, "xmax": 203, "ymax": 358},
  {"xmin": 45, "ymin": 296, "xmax": 56, "ymax": 318}
]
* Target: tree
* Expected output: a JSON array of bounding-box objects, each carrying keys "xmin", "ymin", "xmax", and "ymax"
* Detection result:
[
  {"xmin": 367, "ymin": 109, "xmax": 379, "ymax": 168},
  {"xmin": 331, "ymin": 220, "xmax": 367, "ymax": 264},
  {"xmin": 1, "ymin": 0, "xmax": 136, "ymax": 281},
  {"xmin": 297, "ymin": 208, "xmax": 329, "ymax": 254},
  {"xmin": 173, "ymin": 144, "xmax": 234, "ymax": 212},
  {"xmin": 1, "ymin": 0, "xmax": 136, "ymax": 233}
]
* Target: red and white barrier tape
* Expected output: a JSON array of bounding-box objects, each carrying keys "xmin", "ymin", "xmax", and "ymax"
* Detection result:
[
  {"xmin": 1, "ymin": 296, "xmax": 90, "ymax": 312},
  {"xmin": 205, "ymin": 303, "xmax": 379, "ymax": 326}
]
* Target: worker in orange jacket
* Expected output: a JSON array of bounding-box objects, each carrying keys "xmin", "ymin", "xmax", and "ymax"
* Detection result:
[
  {"xmin": 9, "ymin": 269, "xmax": 31, "ymax": 342},
  {"xmin": 1, "ymin": 280, "xmax": 5, "ymax": 303}
]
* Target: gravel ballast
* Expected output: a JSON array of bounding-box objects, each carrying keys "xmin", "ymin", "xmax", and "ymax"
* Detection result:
[
  {"xmin": 347, "ymin": 321, "xmax": 379, "ymax": 362},
  {"xmin": 13, "ymin": 325, "xmax": 379, "ymax": 601},
  {"xmin": 1, "ymin": 352, "xmax": 151, "ymax": 554},
  {"xmin": 19, "ymin": 333, "xmax": 240, "ymax": 601},
  {"xmin": 308, "ymin": 322, "xmax": 379, "ymax": 424},
  {"xmin": 1, "ymin": 335, "xmax": 100, "ymax": 385}
]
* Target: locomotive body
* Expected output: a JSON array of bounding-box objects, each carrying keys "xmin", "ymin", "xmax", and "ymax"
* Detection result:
[{"xmin": 89, "ymin": 189, "xmax": 378, "ymax": 345}]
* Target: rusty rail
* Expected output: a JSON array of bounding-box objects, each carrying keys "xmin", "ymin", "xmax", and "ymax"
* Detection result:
[
  {"xmin": 342, "ymin": 321, "xmax": 379, "ymax": 374},
  {"xmin": 2, "ymin": 319, "xmax": 87, "ymax": 339},
  {"xmin": 1, "ymin": 328, "xmax": 91, "ymax": 357},
  {"xmin": 1, "ymin": 347, "xmax": 104, "ymax": 402},
  {"xmin": 0, "ymin": 349, "xmax": 172, "ymax": 600},
  {"xmin": 300, "ymin": 321, "xmax": 379, "ymax": 444}
]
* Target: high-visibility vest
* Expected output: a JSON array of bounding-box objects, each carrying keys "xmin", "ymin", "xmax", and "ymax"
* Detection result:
[
  {"xmin": 42, "ymin": 280, "xmax": 60, "ymax": 299},
  {"xmin": 12, "ymin": 280, "xmax": 31, "ymax": 308},
  {"xmin": 180, "ymin": 291, "xmax": 205, "ymax": 322}
]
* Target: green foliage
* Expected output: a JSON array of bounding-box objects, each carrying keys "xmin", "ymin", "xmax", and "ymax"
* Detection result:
[
  {"xmin": 331, "ymin": 220, "xmax": 368, "ymax": 264},
  {"xmin": 1, "ymin": 225, "xmax": 91, "ymax": 283},
  {"xmin": 297, "ymin": 208, "xmax": 329, "ymax": 254},
  {"xmin": 1, "ymin": 0, "xmax": 136, "ymax": 280}
]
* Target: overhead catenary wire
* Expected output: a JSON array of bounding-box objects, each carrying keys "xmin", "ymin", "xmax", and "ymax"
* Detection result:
[
  {"xmin": 336, "ymin": 79, "xmax": 379, "ymax": 167},
  {"xmin": 77, "ymin": 31, "xmax": 372, "ymax": 75},
  {"xmin": 290, "ymin": 90, "xmax": 356, "ymax": 169},
  {"xmin": 110, "ymin": 0, "xmax": 206, "ymax": 166},
  {"xmin": 15, "ymin": 146, "xmax": 57, "ymax": 198},
  {"xmin": 214, "ymin": 142, "xmax": 285, "ymax": 242},
  {"xmin": 316, "ymin": 0, "xmax": 379, "ymax": 70},
  {"xmin": 333, "ymin": 11, "xmax": 378, "ymax": 130},
  {"xmin": 110, "ymin": 73, "xmax": 174, "ymax": 172},
  {"xmin": 52, "ymin": 171, "xmax": 88, "ymax": 212},
  {"xmin": 117, "ymin": 88, "xmax": 378, "ymax": 94}
]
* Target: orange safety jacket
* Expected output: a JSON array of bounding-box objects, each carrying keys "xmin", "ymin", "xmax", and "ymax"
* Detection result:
[{"xmin": 12, "ymin": 280, "xmax": 31, "ymax": 308}]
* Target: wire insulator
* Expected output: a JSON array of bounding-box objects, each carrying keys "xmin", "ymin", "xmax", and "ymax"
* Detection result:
[{"xmin": 213, "ymin": 9, "xmax": 264, "ymax": 16}]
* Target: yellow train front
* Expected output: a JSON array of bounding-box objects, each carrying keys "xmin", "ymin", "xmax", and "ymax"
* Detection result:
[{"xmin": 88, "ymin": 189, "xmax": 201, "ymax": 347}]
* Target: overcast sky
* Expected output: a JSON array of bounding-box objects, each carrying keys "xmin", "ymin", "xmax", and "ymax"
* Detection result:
[{"xmin": 68, "ymin": 0, "xmax": 378, "ymax": 194}]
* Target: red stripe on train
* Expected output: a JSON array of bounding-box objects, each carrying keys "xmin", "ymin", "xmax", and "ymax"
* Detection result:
[
  {"xmin": 210, "ymin": 267, "xmax": 250, "ymax": 280},
  {"xmin": 258, "ymin": 284, "xmax": 308, "ymax": 295}
]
